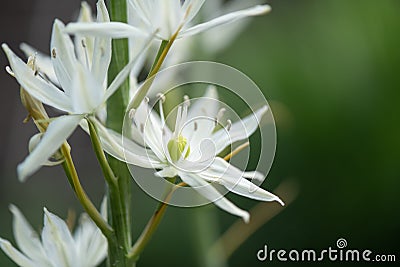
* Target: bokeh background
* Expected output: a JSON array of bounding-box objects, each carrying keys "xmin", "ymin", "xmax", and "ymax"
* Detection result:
[{"xmin": 0, "ymin": 0, "xmax": 399, "ymax": 266}]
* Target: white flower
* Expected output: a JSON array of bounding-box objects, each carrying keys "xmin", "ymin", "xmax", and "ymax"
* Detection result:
[
  {"xmin": 0, "ymin": 205, "xmax": 107, "ymax": 267},
  {"xmin": 91, "ymin": 86, "xmax": 283, "ymax": 222},
  {"xmin": 2, "ymin": 0, "xmax": 149, "ymax": 181},
  {"xmin": 65, "ymin": 0, "xmax": 271, "ymax": 41}
]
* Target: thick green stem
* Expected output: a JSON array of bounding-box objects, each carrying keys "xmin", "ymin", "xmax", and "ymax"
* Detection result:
[
  {"xmin": 88, "ymin": 118, "xmax": 131, "ymax": 266},
  {"xmin": 106, "ymin": 0, "xmax": 132, "ymax": 266}
]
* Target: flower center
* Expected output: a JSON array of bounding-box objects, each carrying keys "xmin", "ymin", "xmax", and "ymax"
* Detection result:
[{"xmin": 167, "ymin": 134, "xmax": 190, "ymax": 162}]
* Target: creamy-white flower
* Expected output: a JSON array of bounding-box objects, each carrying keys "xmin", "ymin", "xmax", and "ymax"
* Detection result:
[
  {"xmin": 65, "ymin": 0, "xmax": 271, "ymax": 41},
  {"xmin": 0, "ymin": 205, "xmax": 107, "ymax": 267},
  {"xmin": 2, "ymin": 0, "xmax": 150, "ymax": 181},
  {"xmin": 91, "ymin": 86, "xmax": 283, "ymax": 222}
]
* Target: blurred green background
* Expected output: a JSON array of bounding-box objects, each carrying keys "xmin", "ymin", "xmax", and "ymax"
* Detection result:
[{"xmin": 0, "ymin": 0, "xmax": 399, "ymax": 266}]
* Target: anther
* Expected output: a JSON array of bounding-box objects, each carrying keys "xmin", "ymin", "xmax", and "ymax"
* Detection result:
[
  {"xmin": 183, "ymin": 95, "xmax": 190, "ymax": 106},
  {"xmin": 226, "ymin": 119, "xmax": 232, "ymax": 131},
  {"xmin": 81, "ymin": 39, "xmax": 87, "ymax": 48},
  {"xmin": 156, "ymin": 93, "xmax": 166, "ymax": 103},
  {"xmin": 194, "ymin": 121, "xmax": 198, "ymax": 131},
  {"xmin": 144, "ymin": 96, "xmax": 150, "ymax": 104},
  {"xmin": 140, "ymin": 123, "xmax": 144, "ymax": 133},
  {"xmin": 52, "ymin": 48, "xmax": 56, "ymax": 58},
  {"xmin": 128, "ymin": 109, "xmax": 136, "ymax": 119}
]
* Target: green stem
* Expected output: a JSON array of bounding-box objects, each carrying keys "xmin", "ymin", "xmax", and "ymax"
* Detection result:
[
  {"xmin": 87, "ymin": 118, "xmax": 131, "ymax": 266},
  {"xmin": 106, "ymin": 0, "xmax": 132, "ymax": 266},
  {"xmin": 128, "ymin": 34, "xmax": 177, "ymax": 111},
  {"xmin": 127, "ymin": 181, "xmax": 186, "ymax": 261},
  {"xmin": 60, "ymin": 143, "xmax": 114, "ymax": 240}
]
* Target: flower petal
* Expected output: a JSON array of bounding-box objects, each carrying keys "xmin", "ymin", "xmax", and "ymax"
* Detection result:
[
  {"xmin": 51, "ymin": 19, "xmax": 79, "ymax": 95},
  {"xmin": 9, "ymin": 205, "xmax": 50, "ymax": 264},
  {"xmin": 17, "ymin": 115, "xmax": 82, "ymax": 181},
  {"xmin": 2, "ymin": 44, "xmax": 71, "ymax": 112},
  {"xmin": 179, "ymin": 172, "xmax": 250, "ymax": 222},
  {"xmin": 154, "ymin": 166, "xmax": 178, "ymax": 178},
  {"xmin": 212, "ymin": 105, "xmax": 268, "ymax": 154},
  {"xmin": 65, "ymin": 22, "xmax": 147, "ymax": 38},
  {"xmin": 42, "ymin": 208, "xmax": 77, "ymax": 267},
  {"xmin": 104, "ymin": 32, "xmax": 155, "ymax": 101},
  {"xmin": 75, "ymin": 2, "xmax": 95, "ymax": 67},
  {"xmin": 0, "ymin": 238, "xmax": 36, "ymax": 267},
  {"xmin": 202, "ymin": 158, "xmax": 284, "ymax": 205},
  {"xmin": 182, "ymin": 0, "xmax": 206, "ymax": 25},
  {"xmin": 70, "ymin": 62, "xmax": 104, "ymax": 114},
  {"xmin": 182, "ymin": 85, "xmax": 219, "ymax": 158},
  {"xmin": 180, "ymin": 5, "xmax": 270, "ymax": 38},
  {"xmin": 80, "ymin": 119, "xmax": 163, "ymax": 168},
  {"xmin": 74, "ymin": 214, "xmax": 107, "ymax": 267},
  {"xmin": 91, "ymin": 0, "xmax": 111, "ymax": 84}
]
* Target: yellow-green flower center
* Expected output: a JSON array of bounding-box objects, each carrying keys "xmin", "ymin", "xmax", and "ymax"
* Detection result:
[{"xmin": 167, "ymin": 135, "xmax": 190, "ymax": 162}]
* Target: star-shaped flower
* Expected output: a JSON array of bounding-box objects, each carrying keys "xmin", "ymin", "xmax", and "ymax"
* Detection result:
[
  {"xmin": 2, "ymin": 0, "xmax": 150, "ymax": 181},
  {"xmin": 92, "ymin": 86, "xmax": 283, "ymax": 222},
  {"xmin": 0, "ymin": 204, "xmax": 107, "ymax": 267}
]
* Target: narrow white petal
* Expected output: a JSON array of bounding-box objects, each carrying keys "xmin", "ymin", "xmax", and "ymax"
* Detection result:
[
  {"xmin": 180, "ymin": 5, "xmax": 270, "ymax": 38},
  {"xmin": 243, "ymin": 170, "xmax": 265, "ymax": 183},
  {"xmin": 9, "ymin": 205, "xmax": 49, "ymax": 264},
  {"xmin": 179, "ymin": 172, "xmax": 250, "ymax": 222},
  {"xmin": 51, "ymin": 20, "xmax": 78, "ymax": 95},
  {"xmin": 100, "ymin": 196, "xmax": 107, "ymax": 219},
  {"xmin": 212, "ymin": 105, "xmax": 268, "ymax": 154},
  {"xmin": 80, "ymin": 119, "xmax": 163, "ymax": 168},
  {"xmin": 0, "ymin": 238, "xmax": 36, "ymax": 267},
  {"xmin": 182, "ymin": 0, "xmax": 206, "ymax": 25},
  {"xmin": 19, "ymin": 43, "xmax": 59, "ymax": 86},
  {"xmin": 74, "ymin": 214, "xmax": 107, "ymax": 267},
  {"xmin": 75, "ymin": 2, "xmax": 94, "ymax": 66},
  {"xmin": 17, "ymin": 115, "xmax": 82, "ymax": 181},
  {"xmin": 2, "ymin": 44, "xmax": 71, "ymax": 112},
  {"xmin": 71, "ymin": 62, "xmax": 104, "ymax": 114},
  {"xmin": 65, "ymin": 22, "xmax": 147, "ymax": 38},
  {"xmin": 104, "ymin": 32, "xmax": 155, "ymax": 101},
  {"xmin": 203, "ymin": 158, "xmax": 284, "ymax": 205},
  {"xmin": 91, "ymin": 0, "xmax": 112, "ymax": 83},
  {"xmin": 182, "ymin": 86, "xmax": 219, "ymax": 157},
  {"xmin": 42, "ymin": 208, "xmax": 77, "ymax": 267}
]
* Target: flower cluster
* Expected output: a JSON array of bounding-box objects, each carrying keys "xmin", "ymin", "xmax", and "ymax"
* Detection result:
[{"xmin": 2, "ymin": 0, "xmax": 283, "ymax": 266}]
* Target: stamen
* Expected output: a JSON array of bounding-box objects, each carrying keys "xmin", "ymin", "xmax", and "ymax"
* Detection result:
[
  {"xmin": 156, "ymin": 93, "xmax": 166, "ymax": 125},
  {"xmin": 156, "ymin": 93, "xmax": 166, "ymax": 103},
  {"xmin": 52, "ymin": 48, "xmax": 56, "ymax": 58},
  {"xmin": 128, "ymin": 108, "xmax": 136, "ymax": 119},
  {"xmin": 81, "ymin": 39, "xmax": 90, "ymax": 67},
  {"xmin": 183, "ymin": 95, "xmax": 190, "ymax": 107},
  {"xmin": 144, "ymin": 96, "xmax": 150, "ymax": 104},
  {"xmin": 226, "ymin": 119, "xmax": 232, "ymax": 131},
  {"xmin": 223, "ymin": 142, "xmax": 250, "ymax": 161},
  {"xmin": 194, "ymin": 121, "xmax": 198, "ymax": 131}
]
